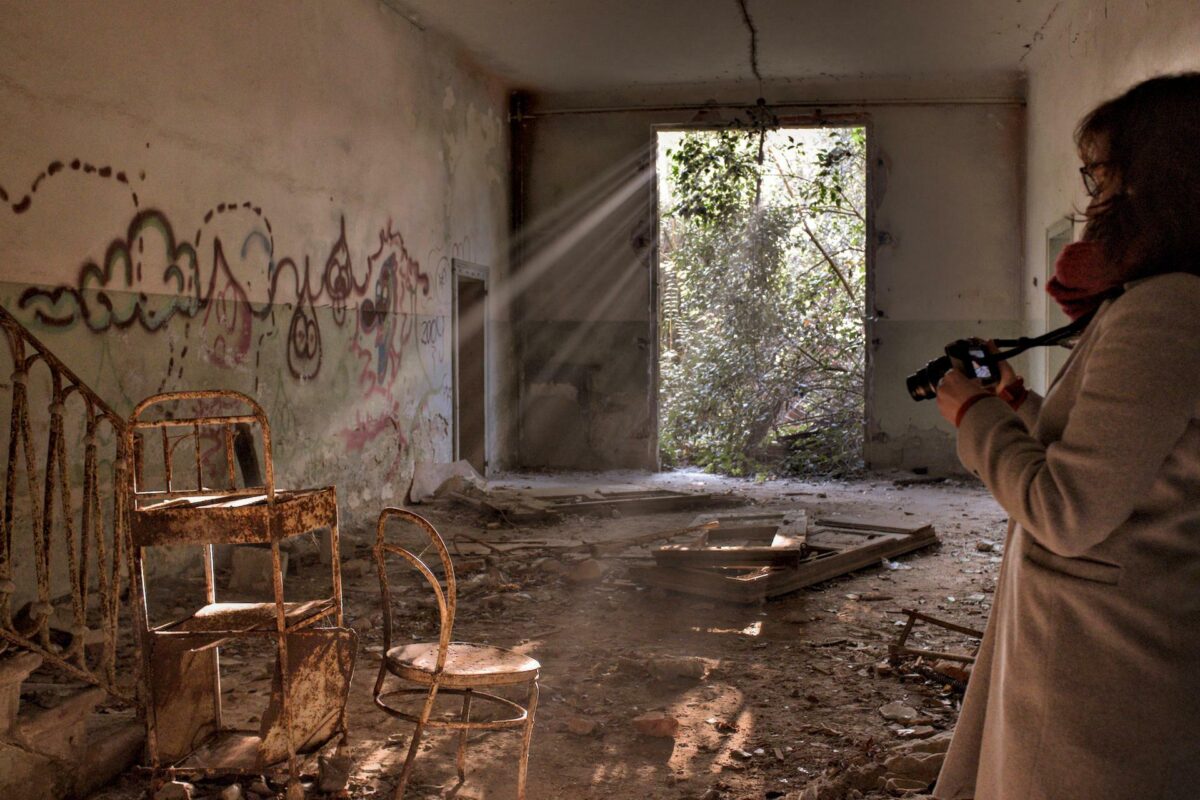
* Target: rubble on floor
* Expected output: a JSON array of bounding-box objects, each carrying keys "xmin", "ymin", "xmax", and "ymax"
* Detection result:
[
  {"xmin": 414, "ymin": 473, "xmax": 748, "ymax": 524},
  {"xmin": 796, "ymin": 731, "xmax": 952, "ymax": 799},
  {"xmin": 4, "ymin": 468, "xmax": 1005, "ymax": 800}
]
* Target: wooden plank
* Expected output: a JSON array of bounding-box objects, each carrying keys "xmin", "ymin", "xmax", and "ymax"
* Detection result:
[
  {"xmin": 814, "ymin": 514, "xmax": 932, "ymax": 534},
  {"xmin": 691, "ymin": 510, "xmax": 807, "ymax": 531},
  {"xmin": 762, "ymin": 526, "xmax": 937, "ymax": 597},
  {"xmin": 654, "ymin": 524, "xmax": 806, "ymax": 569},
  {"xmin": 633, "ymin": 517, "xmax": 938, "ymax": 602},
  {"xmin": 652, "ymin": 510, "xmax": 808, "ymax": 568},
  {"xmin": 653, "ymin": 543, "xmax": 803, "ymax": 569}
]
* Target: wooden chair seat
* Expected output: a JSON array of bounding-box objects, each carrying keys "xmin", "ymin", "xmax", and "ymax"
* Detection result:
[{"xmin": 385, "ymin": 642, "xmax": 540, "ymax": 688}]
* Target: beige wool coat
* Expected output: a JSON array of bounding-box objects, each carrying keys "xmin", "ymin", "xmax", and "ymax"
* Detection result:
[{"xmin": 934, "ymin": 272, "xmax": 1200, "ymax": 800}]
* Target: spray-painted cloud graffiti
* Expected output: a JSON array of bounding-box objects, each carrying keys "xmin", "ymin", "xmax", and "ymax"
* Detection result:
[{"xmin": 19, "ymin": 209, "xmax": 200, "ymax": 333}]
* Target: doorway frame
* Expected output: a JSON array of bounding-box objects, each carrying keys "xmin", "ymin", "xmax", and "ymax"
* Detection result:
[
  {"xmin": 451, "ymin": 258, "xmax": 490, "ymax": 475},
  {"xmin": 649, "ymin": 115, "xmax": 875, "ymax": 469},
  {"xmin": 1043, "ymin": 216, "xmax": 1077, "ymax": 389}
]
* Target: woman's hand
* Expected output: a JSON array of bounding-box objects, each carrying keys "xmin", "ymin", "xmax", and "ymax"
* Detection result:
[
  {"xmin": 936, "ymin": 369, "xmax": 990, "ymax": 426},
  {"xmin": 986, "ymin": 339, "xmax": 1021, "ymax": 393}
]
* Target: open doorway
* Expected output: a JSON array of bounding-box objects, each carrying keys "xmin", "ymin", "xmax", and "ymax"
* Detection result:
[
  {"xmin": 452, "ymin": 259, "xmax": 488, "ymax": 474},
  {"xmin": 656, "ymin": 125, "xmax": 868, "ymax": 477}
]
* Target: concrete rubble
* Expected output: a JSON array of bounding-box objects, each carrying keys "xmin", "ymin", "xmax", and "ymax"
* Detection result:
[
  {"xmin": 2, "ymin": 464, "xmax": 1007, "ymax": 800},
  {"xmin": 798, "ymin": 732, "xmax": 952, "ymax": 799}
]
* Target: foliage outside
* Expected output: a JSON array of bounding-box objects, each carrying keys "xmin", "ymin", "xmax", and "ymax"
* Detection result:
[{"xmin": 658, "ymin": 126, "xmax": 867, "ymax": 477}]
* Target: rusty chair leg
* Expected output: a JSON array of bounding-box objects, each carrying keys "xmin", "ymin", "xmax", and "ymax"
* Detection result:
[
  {"xmin": 516, "ymin": 680, "xmax": 539, "ymax": 800},
  {"xmin": 456, "ymin": 689, "xmax": 473, "ymax": 782},
  {"xmin": 393, "ymin": 682, "xmax": 442, "ymax": 800}
]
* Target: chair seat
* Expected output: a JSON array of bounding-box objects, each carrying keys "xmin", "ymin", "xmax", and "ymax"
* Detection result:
[{"xmin": 385, "ymin": 641, "xmax": 541, "ymax": 688}]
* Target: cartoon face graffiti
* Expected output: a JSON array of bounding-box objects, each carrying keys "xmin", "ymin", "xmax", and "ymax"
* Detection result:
[{"xmin": 287, "ymin": 301, "xmax": 322, "ymax": 381}]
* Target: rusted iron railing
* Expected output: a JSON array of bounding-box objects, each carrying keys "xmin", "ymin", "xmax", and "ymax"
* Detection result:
[{"xmin": 0, "ymin": 305, "xmax": 135, "ymax": 703}]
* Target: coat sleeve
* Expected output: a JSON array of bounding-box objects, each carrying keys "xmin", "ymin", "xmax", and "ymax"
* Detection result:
[
  {"xmin": 1016, "ymin": 389, "xmax": 1042, "ymax": 429},
  {"xmin": 956, "ymin": 274, "xmax": 1200, "ymax": 557}
]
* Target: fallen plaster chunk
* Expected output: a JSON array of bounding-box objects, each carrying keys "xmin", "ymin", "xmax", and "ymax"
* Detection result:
[
  {"xmin": 632, "ymin": 711, "xmax": 680, "ymax": 738},
  {"xmin": 883, "ymin": 751, "xmax": 945, "ymax": 784},
  {"xmin": 409, "ymin": 459, "xmax": 485, "ymax": 503},
  {"xmin": 878, "ymin": 701, "xmax": 919, "ymax": 723},
  {"xmin": 566, "ymin": 558, "xmax": 606, "ymax": 583},
  {"xmin": 564, "ymin": 716, "xmax": 598, "ymax": 735},
  {"xmin": 645, "ymin": 655, "xmax": 710, "ymax": 682},
  {"xmin": 154, "ymin": 781, "xmax": 194, "ymax": 800}
]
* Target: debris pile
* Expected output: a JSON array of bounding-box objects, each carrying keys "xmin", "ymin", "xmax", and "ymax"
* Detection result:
[
  {"xmin": 797, "ymin": 731, "xmax": 952, "ymax": 799},
  {"xmin": 412, "ymin": 471, "xmax": 746, "ymax": 524},
  {"xmin": 887, "ymin": 609, "xmax": 982, "ymax": 692}
]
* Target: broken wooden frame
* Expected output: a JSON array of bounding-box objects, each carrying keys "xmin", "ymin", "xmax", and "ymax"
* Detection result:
[
  {"xmin": 653, "ymin": 511, "xmax": 807, "ymax": 568},
  {"xmin": 128, "ymin": 390, "xmax": 353, "ymax": 791},
  {"xmin": 888, "ymin": 608, "xmax": 983, "ymax": 665},
  {"xmin": 632, "ymin": 511, "xmax": 938, "ymax": 603},
  {"xmin": 0, "ymin": 306, "xmax": 135, "ymax": 703}
]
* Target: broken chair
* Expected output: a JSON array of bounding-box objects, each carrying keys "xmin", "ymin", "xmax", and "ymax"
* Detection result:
[
  {"xmin": 373, "ymin": 507, "xmax": 540, "ymax": 799},
  {"xmin": 127, "ymin": 390, "xmax": 354, "ymax": 795}
]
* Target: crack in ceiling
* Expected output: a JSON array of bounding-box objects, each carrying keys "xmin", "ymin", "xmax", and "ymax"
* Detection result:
[{"xmin": 736, "ymin": 0, "xmax": 764, "ymax": 89}]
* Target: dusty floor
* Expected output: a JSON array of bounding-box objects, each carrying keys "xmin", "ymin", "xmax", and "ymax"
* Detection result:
[{"xmin": 91, "ymin": 469, "xmax": 1008, "ymax": 800}]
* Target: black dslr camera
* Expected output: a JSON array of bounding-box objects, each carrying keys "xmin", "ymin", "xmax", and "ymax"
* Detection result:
[
  {"xmin": 906, "ymin": 314, "xmax": 1095, "ymax": 402},
  {"xmin": 906, "ymin": 338, "xmax": 998, "ymax": 401}
]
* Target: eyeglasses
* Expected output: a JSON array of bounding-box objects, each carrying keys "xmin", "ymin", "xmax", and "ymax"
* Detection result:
[{"xmin": 1079, "ymin": 161, "xmax": 1111, "ymax": 198}]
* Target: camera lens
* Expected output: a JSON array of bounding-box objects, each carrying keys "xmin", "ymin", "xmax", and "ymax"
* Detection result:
[{"xmin": 906, "ymin": 356, "xmax": 952, "ymax": 401}]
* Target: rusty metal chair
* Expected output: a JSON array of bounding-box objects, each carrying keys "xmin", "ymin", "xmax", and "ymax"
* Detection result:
[
  {"xmin": 127, "ymin": 390, "xmax": 352, "ymax": 796},
  {"xmin": 373, "ymin": 508, "xmax": 540, "ymax": 799}
]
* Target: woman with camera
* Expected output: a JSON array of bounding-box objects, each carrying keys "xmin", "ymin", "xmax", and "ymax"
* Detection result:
[{"xmin": 932, "ymin": 73, "xmax": 1200, "ymax": 800}]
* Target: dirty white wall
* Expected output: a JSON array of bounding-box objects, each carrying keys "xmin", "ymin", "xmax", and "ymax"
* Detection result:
[
  {"xmin": 517, "ymin": 100, "xmax": 1024, "ymax": 473},
  {"xmin": 0, "ymin": 0, "xmax": 513, "ymax": 557},
  {"xmin": 515, "ymin": 110, "xmax": 658, "ymax": 469},
  {"xmin": 1021, "ymin": 0, "xmax": 1200, "ymax": 390},
  {"xmin": 869, "ymin": 104, "xmax": 1024, "ymax": 471}
]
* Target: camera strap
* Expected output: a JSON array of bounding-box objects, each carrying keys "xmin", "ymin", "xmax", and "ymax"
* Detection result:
[{"xmin": 987, "ymin": 310, "xmax": 1096, "ymax": 364}]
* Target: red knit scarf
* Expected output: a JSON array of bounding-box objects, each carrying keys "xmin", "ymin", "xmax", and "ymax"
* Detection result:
[{"xmin": 1045, "ymin": 240, "xmax": 1126, "ymax": 320}]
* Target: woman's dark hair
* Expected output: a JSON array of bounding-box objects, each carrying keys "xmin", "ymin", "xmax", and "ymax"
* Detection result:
[{"xmin": 1076, "ymin": 72, "xmax": 1200, "ymax": 278}]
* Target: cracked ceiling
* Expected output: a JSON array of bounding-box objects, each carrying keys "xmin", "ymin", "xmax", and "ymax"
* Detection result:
[{"xmin": 383, "ymin": 0, "xmax": 1062, "ymax": 103}]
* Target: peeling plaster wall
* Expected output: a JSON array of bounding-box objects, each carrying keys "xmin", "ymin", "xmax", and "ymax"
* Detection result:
[
  {"xmin": 0, "ymin": 0, "xmax": 512, "ymax": 540},
  {"xmin": 516, "ymin": 101, "xmax": 1023, "ymax": 473},
  {"xmin": 1021, "ymin": 0, "xmax": 1200, "ymax": 391},
  {"xmin": 869, "ymin": 104, "xmax": 1024, "ymax": 471},
  {"xmin": 515, "ymin": 111, "xmax": 658, "ymax": 470}
]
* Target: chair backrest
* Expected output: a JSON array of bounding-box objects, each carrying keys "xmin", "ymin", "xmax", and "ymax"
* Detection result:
[
  {"xmin": 375, "ymin": 508, "xmax": 456, "ymax": 672},
  {"xmin": 127, "ymin": 390, "xmax": 273, "ymax": 507}
]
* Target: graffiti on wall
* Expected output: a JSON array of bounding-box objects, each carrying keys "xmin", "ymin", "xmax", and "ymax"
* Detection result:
[
  {"xmin": 3, "ymin": 157, "xmax": 462, "ymax": 481},
  {"xmin": 0, "ymin": 157, "xmax": 142, "ymax": 215},
  {"xmin": 16, "ymin": 210, "xmax": 434, "ymax": 387}
]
